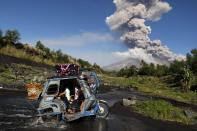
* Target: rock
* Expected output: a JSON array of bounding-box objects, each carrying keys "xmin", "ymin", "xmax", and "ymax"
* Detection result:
[
  {"xmin": 123, "ymin": 98, "xmax": 137, "ymax": 106},
  {"xmin": 129, "ymin": 88, "xmax": 134, "ymax": 91},
  {"xmin": 184, "ymin": 110, "xmax": 194, "ymax": 118},
  {"xmin": 32, "ymin": 76, "xmax": 38, "ymax": 82},
  {"xmin": 43, "ymin": 71, "xmax": 48, "ymax": 75},
  {"xmin": 191, "ymin": 117, "xmax": 197, "ymax": 125},
  {"xmin": 131, "ymin": 96, "xmax": 137, "ymax": 100},
  {"xmin": 38, "ymin": 76, "xmax": 45, "ymax": 82}
]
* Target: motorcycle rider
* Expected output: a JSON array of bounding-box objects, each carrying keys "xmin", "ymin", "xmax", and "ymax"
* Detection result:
[
  {"xmin": 88, "ymin": 77, "xmax": 97, "ymax": 94},
  {"xmin": 79, "ymin": 75, "xmax": 95, "ymax": 113},
  {"xmin": 71, "ymin": 86, "xmax": 85, "ymax": 112}
]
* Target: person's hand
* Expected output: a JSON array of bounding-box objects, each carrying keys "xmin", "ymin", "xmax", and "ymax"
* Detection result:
[{"xmin": 59, "ymin": 92, "xmax": 64, "ymax": 96}]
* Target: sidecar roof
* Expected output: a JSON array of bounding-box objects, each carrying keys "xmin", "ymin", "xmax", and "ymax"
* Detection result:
[{"xmin": 47, "ymin": 76, "xmax": 79, "ymax": 81}]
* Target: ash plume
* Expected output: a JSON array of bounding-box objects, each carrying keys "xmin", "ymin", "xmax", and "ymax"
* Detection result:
[{"xmin": 106, "ymin": 0, "xmax": 185, "ymax": 65}]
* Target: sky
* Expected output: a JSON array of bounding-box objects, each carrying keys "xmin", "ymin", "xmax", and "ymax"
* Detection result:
[{"xmin": 0, "ymin": 0, "xmax": 196, "ymax": 66}]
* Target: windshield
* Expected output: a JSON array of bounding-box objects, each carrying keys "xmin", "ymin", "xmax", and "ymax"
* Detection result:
[
  {"xmin": 45, "ymin": 80, "xmax": 60, "ymax": 96},
  {"xmin": 47, "ymin": 84, "xmax": 58, "ymax": 95}
]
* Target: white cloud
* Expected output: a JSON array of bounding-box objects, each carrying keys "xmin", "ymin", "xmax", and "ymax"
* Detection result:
[
  {"xmin": 35, "ymin": 31, "xmax": 123, "ymax": 66},
  {"xmin": 69, "ymin": 51, "xmax": 123, "ymax": 66},
  {"xmin": 42, "ymin": 32, "xmax": 114, "ymax": 47}
]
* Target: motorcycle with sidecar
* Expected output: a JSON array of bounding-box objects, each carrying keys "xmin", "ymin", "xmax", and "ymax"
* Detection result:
[{"xmin": 37, "ymin": 71, "xmax": 109, "ymax": 122}]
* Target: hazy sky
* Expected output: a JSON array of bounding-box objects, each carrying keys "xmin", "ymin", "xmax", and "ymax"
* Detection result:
[{"xmin": 0, "ymin": 0, "xmax": 196, "ymax": 66}]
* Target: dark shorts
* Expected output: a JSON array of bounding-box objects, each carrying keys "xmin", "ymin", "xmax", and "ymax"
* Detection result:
[{"xmin": 71, "ymin": 100, "xmax": 82, "ymax": 111}]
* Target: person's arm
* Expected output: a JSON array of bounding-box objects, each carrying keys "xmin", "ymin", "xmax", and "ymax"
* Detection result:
[
  {"xmin": 58, "ymin": 92, "xmax": 65, "ymax": 96},
  {"xmin": 58, "ymin": 89, "xmax": 67, "ymax": 97}
]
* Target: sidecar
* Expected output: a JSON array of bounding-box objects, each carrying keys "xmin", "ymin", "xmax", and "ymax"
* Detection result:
[{"xmin": 37, "ymin": 72, "xmax": 108, "ymax": 122}]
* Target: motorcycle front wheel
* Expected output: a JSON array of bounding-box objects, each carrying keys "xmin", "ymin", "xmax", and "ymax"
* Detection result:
[{"xmin": 96, "ymin": 100, "xmax": 109, "ymax": 118}]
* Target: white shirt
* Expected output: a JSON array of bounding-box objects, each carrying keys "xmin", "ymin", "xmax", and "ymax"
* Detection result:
[{"xmin": 65, "ymin": 88, "xmax": 70, "ymax": 101}]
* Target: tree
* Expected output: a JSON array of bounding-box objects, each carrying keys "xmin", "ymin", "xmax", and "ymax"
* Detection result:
[
  {"xmin": 92, "ymin": 63, "xmax": 103, "ymax": 73},
  {"xmin": 117, "ymin": 65, "xmax": 137, "ymax": 77},
  {"xmin": 155, "ymin": 64, "xmax": 169, "ymax": 77},
  {"xmin": 0, "ymin": 29, "xmax": 3, "ymax": 47},
  {"xmin": 93, "ymin": 63, "xmax": 100, "ymax": 69},
  {"xmin": 117, "ymin": 68, "xmax": 125, "ymax": 77},
  {"xmin": 187, "ymin": 49, "xmax": 197, "ymax": 74},
  {"xmin": 56, "ymin": 49, "xmax": 64, "ymax": 62},
  {"xmin": 36, "ymin": 41, "xmax": 45, "ymax": 50},
  {"xmin": 179, "ymin": 67, "xmax": 192, "ymax": 92},
  {"xmin": 35, "ymin": 41, "xmax": 52, "ymax": 60},
  {"xmin": 78, "ymin": 59, "xmax": 91, "ymax": 68},
  {"xmin": 168, "ymin": 60, "xmax": 186, "ymax": 84},
  {"xmin": 0, "ymin": 29, "xmax": 7, "ymax": 48},
  {"xmin": 169, "ymin": 60, "xmax": 186, "ymax": 75},
  {"xmin": 0, "ymin": 29, "xmax": 2, "ymax": 39},
  {"xmin": 44, "ymin": 47, "xmax": 50, "ymax": 55},
  {"xmin": 128, "ymin": 66, "xmax": 137, "ymax": 77},
  {"xmin": 4, "ymin": 29, "xmax": 20, "ymax": 44},
  {"xmin": 36, "ymin": 41, "xmax": 52, "ymax": 59},
  {"xmin": 138, "ymin": 63, "xmax": 156, "ymax": 76},
  {"xmin": 62, "ymin": 54, "xmax": 69, "ymax": 63}
]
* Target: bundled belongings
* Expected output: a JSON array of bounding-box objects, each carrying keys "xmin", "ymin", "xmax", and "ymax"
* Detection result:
[
  {"xmin": 25, "ymin": 83, "xmax": 43, "ymax": 100},
  {"xmin": 56, "ymin": 64, "xmax": 79, "ymax": 76}
]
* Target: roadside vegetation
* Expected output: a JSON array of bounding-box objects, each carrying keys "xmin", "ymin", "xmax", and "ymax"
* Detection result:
[
  {"xmin": 102, "ymin": 48, "xmax": 197, "ymax": 104},
  {"xmin": 0, "ymin": 63, "xmax": 52, "ymax": 85},
  {"xmin": 102, "ymin": 75, "xmax": 197, "ymax": 104},
  {"xmin": 132, "ymin": 100, "xmax": 196, "ymax": 125},
  {"xmin": 0, "ymin": 29, "xmax": 104, "ymax": 85},
  {"xmin": 102, "ymin": 48, "xmax": 197, "ymax": 124},
  {"xmin": 0, "ymin": 29, "xmax": 103, "ymax": 71}
]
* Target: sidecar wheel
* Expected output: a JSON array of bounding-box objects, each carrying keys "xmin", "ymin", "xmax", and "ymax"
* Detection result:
[{"xmin": 96, "ymin": 101, "xmax": 109, "ymax": 118}]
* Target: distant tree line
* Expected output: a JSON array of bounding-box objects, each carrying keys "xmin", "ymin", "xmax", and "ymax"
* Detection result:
[{"xmin": 116, "ymin": 49, "xmax": 197, "ymax": 92}]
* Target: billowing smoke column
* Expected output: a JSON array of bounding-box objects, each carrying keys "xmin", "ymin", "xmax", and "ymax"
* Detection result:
[{"xmin": 106, "ymin": 0, "xmax": 185, "ymax": 65}]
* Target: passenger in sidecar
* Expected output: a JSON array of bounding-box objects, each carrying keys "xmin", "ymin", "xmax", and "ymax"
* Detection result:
[
  {"xmin": 38, "ymin": 75, "xmax": 94, "ymax": 116},
  {"xmin": 37, "ymin": 71, "xmax": 108, "ymax": 122}
]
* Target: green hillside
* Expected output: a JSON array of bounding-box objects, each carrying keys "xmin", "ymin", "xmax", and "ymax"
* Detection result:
[{"xmin": 0, "ymin": 29, "xmax": 103, "ymax": 85}]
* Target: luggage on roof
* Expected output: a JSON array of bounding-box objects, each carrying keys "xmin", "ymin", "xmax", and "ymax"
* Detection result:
[{"xmin": 55, "ymin": 64, "xmax": 79, "ymax": 76}]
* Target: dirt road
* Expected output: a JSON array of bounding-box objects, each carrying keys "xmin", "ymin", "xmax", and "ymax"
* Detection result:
[{"xmin": 0, "ymin": 88, "xmax": 196, "ymax": 131}]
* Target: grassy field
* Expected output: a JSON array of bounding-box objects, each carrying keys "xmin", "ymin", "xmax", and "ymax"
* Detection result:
[
  {"xmin": 101, "ymin": 75, "xmax": 197, "ymax": 104},
  {"xmin": 132, "ymin": 100, "xmax": 196, "ymax": 125}
]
